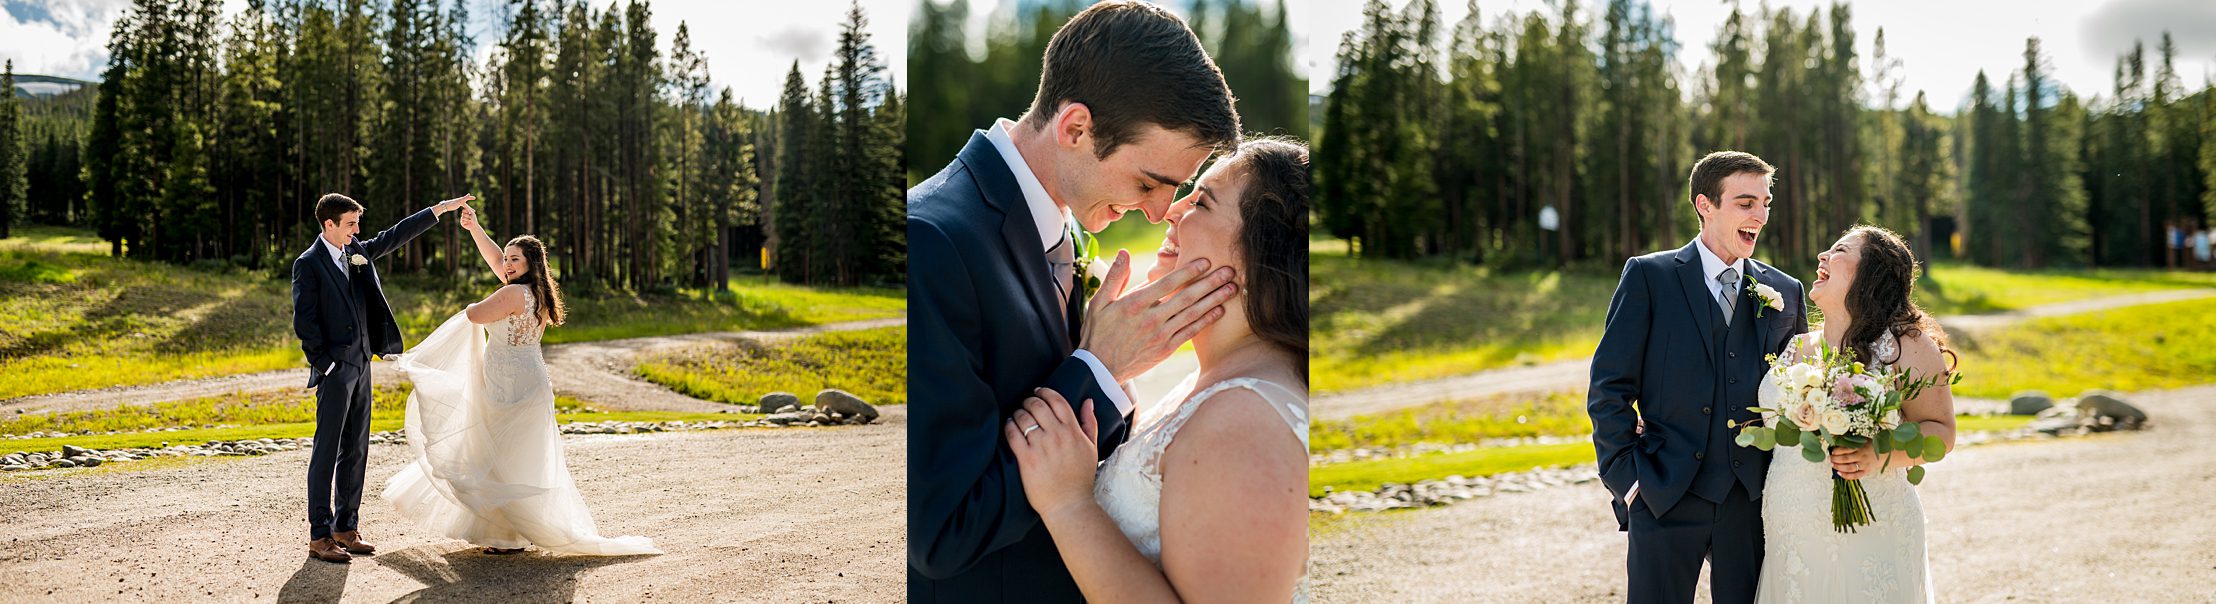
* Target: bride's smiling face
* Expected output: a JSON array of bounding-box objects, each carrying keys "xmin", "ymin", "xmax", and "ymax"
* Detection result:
[
  {"xmin": 1147, "ymin": 158, "xmax": 1247, "ymax": 285},
  {"xmin": 1809, "ymin": 233, "xmax": 1864, "ymax": 307},
  {"xmin": 501, "ymin": 245, "xmax": 530, "ymax": 282}
]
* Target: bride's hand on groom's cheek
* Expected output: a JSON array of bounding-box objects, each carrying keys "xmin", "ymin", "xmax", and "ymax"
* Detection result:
[
  {"xmin": 1079, "ymin": 251, "xmax": 1239, "ymax": 382},
  {"xmin": 1005, "ymin": 387, "xmax": 1101, "ymax": 521}
]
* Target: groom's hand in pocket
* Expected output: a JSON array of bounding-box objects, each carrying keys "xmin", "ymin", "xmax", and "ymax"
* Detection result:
[{"xmin": 1079, "ymin": 250, "xmax": 1238, "ymax": 382}]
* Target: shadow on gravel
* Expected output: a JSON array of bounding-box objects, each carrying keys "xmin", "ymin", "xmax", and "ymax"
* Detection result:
[
  {"xmin": 276, "ymin": 557, "xmax": 350, "ymax": 603},
  {"xmin": 368, "ymin": 544, "xmax": 653, "ymax": 602}
]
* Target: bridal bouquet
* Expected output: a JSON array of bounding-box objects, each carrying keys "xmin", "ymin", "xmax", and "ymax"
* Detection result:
[{"xmin": 1731, "ymin": 342, "xmax": 1956, "ymax": 532}]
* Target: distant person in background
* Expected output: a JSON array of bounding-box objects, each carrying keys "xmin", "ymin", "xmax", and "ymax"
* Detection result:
[
  {"xmin": 2167, "ymin": 221, "xmax": 2185, "ymax": 269},
  {"xmin": 2194, "ymin": 224, "xmax": 2211, "ymax": 269}
]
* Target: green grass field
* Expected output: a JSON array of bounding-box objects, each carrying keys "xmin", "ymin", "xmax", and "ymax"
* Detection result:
[
  {"xmin": 1310, "ymin": 240, "xmax": 2216, "ymax": 394},
  {"xmin": 1952, "ymin": 296, "xmax": 2216, "ymax": 399},
  {"xmin": 0, "ymin": 384, "xmax": 755, "ymax": 454},
  {"xmin": 634, "ymin": 325, "xmax": 907, "ymax": 408},
  {"xmin": 0, "ymin": 226, "xmax": 904, "ymax": 400}
]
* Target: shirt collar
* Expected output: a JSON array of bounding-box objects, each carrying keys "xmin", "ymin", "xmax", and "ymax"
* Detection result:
[
  {"xmin": 322, "ymin": 236, "xmax": 350, "ymax": 262},
  {"xmin": 1692, "ymin": 236, "xmax": 1747, "ymax": 285},
  {"xmin": 987, "ymin": 118, "xmax": 1074, "ymax": 253}
]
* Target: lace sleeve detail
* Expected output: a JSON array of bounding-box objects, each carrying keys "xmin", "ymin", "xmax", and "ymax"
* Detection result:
[
  {"xmin": 502, "ymin": 289, "xmax": 544, "ymax": 347},
  {"xmin": 1872, "ymin": 328, "xmax": 1901, "ymax": 369}
]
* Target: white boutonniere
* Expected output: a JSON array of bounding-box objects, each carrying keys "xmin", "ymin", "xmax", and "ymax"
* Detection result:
[
  {"xmin": 1075, "ymin": 229, "xmax": 1104, "ymax": 301},
  {"xmin": 1745, "ymin": 274, "xmax": 1783, "ymax": 318},
  {"xmin": 348, "ymin": 253, "xmax": 368, "ymax": 267}
]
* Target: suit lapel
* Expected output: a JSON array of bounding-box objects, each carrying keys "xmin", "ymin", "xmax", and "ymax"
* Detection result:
[
  {"xmin": 959, "ymin": 133, "xmax": 1072, "ymax": 353},
  {"xmin": 1673, "ymin": 242, "xmax": 1721, "ymax": 358}
]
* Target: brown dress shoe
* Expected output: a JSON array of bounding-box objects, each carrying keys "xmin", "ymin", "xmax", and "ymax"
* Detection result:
[
  {"xmin": 331, "ymin": 531, "xmax": 375, "ymax": 555},
  {"xmin": 308, "ymin": 538, "xmax": 352, "ymax": 563}
]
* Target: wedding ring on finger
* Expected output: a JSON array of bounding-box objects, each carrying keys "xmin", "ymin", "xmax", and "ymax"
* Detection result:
[{"xmin": 1022, "ymin": 423, "xmax": 1043, "ymax": 436}]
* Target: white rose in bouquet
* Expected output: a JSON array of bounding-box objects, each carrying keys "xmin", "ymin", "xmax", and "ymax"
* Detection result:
[{"xmin": 1820, "ymin": 408, "xmax": 1852, "ymax": 435}]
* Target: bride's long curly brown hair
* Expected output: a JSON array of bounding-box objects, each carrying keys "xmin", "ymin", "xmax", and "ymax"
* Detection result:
[
  {"xmin": 1229, "ymin": 137, "xmax": 1309, "ymax": 384},
  {"xmin": 506, "ymin": 235, "xmax": 567, "ymax": 326},
  {"xmin": 1839, "ymin": 225, "xmax": 1952, "ymax": 373}
]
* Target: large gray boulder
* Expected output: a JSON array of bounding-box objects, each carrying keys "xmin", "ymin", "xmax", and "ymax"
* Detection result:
[
  {"xmin": 815, "ymin": 389, "xmax": 880, "ymax": 424},
  {"xmin": 2075, "ymin": 390, "xmax": 2147, "ymax": 429},
  {"xmin": 2008, "ymin": 390, "xmax": 2054, "ymax": 415},
  {"xmin": 758, "ymin": 392, "xmax": 803, "ymax": 413}
]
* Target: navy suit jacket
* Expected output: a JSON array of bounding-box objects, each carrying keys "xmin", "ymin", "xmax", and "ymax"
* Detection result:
[
  {"xmin": 1588, "ymin": 241, "xmax": 1805, "ymax": 529},
  {"xmin": 907, "ymin": 132, "xmax": 1135, "ymax": 603},
  {"xmin": 291, "ymin": 206, "xmax": 440, "ymax": 388}
]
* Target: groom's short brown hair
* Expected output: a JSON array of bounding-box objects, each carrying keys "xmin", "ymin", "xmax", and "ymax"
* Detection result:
[
  {"xmin": 315, "ymin": 193, "xmax": 363, "ymax": 228},
  {"xmin": 1025, "ymin": 0, "xmax": 1240, "ymax": 159},
  {"xmin": 1687, "ymin": 151, "xmax": 1775, "ymax": 222}
]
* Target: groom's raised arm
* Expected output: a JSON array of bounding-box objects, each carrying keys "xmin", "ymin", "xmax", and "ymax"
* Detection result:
[
  {"xmin": 361, "ymin": 196, "xmax": 467, "ymax": 259},
  {"xmin": 1588, "ymin": 258, "xmax": 1653, "ymax": 507}
]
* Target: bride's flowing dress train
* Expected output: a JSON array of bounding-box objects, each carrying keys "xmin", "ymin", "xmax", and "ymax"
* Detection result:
[
  {"xmin": 383, "ymin": 291, "xmax": 660, "ymax": 555},
  {"xmin": 1094, "ymin": 373, "xmax": 1311, "ymax": 603},
  {"xmin": 1755, "ymin": 330, "xmax": 1930, "ymax": 603}
]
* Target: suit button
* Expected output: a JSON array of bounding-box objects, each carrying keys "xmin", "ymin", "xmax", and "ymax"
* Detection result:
[
  {"xmin": 1730, "ymin": 378, "xmax": 1739, "ymax": 385},
  {"xmin": 1695, "ymin": 452, "xmax": 1706, "ymax": 460},
  {"xmin": 1702, "ymin": 406, "xmax": 1712, "ymax": 415},
  {"xmin": 1729, "ymin": 352, "xmax": 1738, "ymax": 359},
  {"xmin": 1734, "ymin": 461, "xmax": 1744, "ymax": 468}
]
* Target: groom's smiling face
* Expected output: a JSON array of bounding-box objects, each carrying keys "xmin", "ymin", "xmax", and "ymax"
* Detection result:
[
  {"xmin": 1695, "ymin": 172, "xmax": 1773, "ymax": 263},
  {"xmin": 1061, "ymin": 123, "xmax": 1215, "ymax": 233}
]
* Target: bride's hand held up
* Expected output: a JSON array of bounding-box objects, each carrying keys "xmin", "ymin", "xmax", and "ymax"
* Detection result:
[{"xmin": 1005, "ymin": 387, "xmax": 1101, "ymax": 522}]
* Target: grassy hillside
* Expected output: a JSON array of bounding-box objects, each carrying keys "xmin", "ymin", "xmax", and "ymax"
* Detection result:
[
  {"xmin": 0, "ymin": 226, "xmax": 904, "ymax": 399},
  {"xmin": 1310, "ymin": 240, "xmax": 2216, "ymax": 394}
]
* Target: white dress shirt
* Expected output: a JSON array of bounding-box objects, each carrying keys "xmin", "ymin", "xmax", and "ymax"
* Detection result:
[
  {"xmin": 1692, "ymin": 236, "xmax": 1749, "ymax": 311},
  {"xmin": 322, "ymin": 235, "xmax": 351, "ymax": 275},
  {"xmin": 984, "ymin": 118, "xmax": 1136, "ymax": 417}
]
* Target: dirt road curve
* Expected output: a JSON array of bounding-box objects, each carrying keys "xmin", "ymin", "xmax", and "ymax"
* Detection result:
[
  {"xmin": 1308, "ymin": 385, "xmax": 2216, "ymax": 602},
  {"xmin": 0, "ymin": 409, "xmax": 906, "ymax": 603},
  {"xmin": 1313, "ymin": 290, "xmax": 2216, "ymax": 421},
  {"xmin": 0, "ymin": 318, "xmax": 907, "ymax": 416}
]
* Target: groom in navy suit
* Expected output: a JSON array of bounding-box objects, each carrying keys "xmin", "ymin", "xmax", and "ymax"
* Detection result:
[
  {"xmin": 905, "ymin": 2, "xmax": 1242, "ymax": 602},
  {"xmin": 1589, "ymin": 151, "xmax": 1806, "ymax": 603},
  {"xmin": 291, "ymin": 192, "xmax": 466, "ymax": 563}
]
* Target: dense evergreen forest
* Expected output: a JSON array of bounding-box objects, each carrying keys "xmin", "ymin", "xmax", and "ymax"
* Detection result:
[
  {"xmin": 1317, "ymin": 0, "xmax": 2214, "ymax": 272},
  {"xmin": 0, "ymin": 0, "xmax": 905, "ymax": 289}
]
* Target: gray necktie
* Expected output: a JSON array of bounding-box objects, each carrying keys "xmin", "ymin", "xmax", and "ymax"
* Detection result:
[
  {"xmin": 1718, "ymin": 267, "xmax": 1739, "ymax": 326},
  {"xmin": 1047, "ymin": 235, "xmax": 1075, "ymax": 317}
]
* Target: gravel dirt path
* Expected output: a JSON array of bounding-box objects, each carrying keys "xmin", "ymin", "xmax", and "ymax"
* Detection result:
[
  {"xmin": 1308, "ymin": 385, "xmax": 2216, "ymax": 602},
  {"xmin": 1313, "ymin": 290, "xmax": 2215, "ymax": 421},
  {"xmin": 0, "ymin": 409, "xmax": 906, "ymax": 603},
  {"xmin": 0, "ymin": 318, "xmax": 907, "ymax": 416}
]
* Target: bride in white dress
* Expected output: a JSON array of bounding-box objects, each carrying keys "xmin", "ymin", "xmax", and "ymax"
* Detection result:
[
  {"xmin": 1756, "ymin": 225, "xmax": 1957, "ymax": 603},
  {"xmin": 381, "ymin": 204, "xmax": 659, "ymax": 556},
  {"xmin": 1005, "ymin": 139, "xmax": 1312, "ymax": 602}
]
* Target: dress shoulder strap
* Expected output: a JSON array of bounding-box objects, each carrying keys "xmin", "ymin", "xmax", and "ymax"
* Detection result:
[{"xmin": 1163, "ymin": 378, "xmax": 1310, "ymax": 452}]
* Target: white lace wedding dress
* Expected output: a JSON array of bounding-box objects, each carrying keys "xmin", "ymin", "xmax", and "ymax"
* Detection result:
[
  {"xmin": 1754, "ymin": 330, "xmax": 1930, "ymax": 603},
  {"xmin": 1094, "ymin": 373, "xmax": 1311, "ymax": 602},
  {"xmin": 383, "ymin": 290, "xmax": 660, "ymax": 555}
]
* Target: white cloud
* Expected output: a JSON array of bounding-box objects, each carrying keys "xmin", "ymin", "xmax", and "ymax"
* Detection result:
[{"xmin": 0, "ymin": 0, "xmax": 132, "ymax": 79}]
